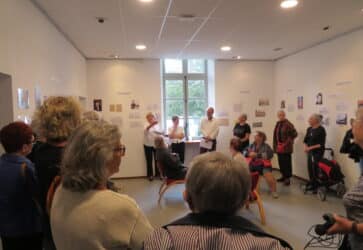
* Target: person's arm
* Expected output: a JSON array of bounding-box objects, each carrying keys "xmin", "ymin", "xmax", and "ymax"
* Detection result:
[
  {"xmin": 208, "ymin": 120, "xmax": 219, "ymax": 139},
  {"xmin": 242, "ymin": 124, "xmax": 251, "ymax": 142},
  {"xmin": 145, "ymin": 121, "xmax": 158, "ymax": 131},
  {"xmin": 327, "ymin": 214, "xmax": 363, "ymax": 235},
  {"xmin": 200, "ymin": 119, "xmax": 208, "ymax": 138},
  {"xmin": 129, "ymin": 211, "xmax": 153, "ymax": 249}
]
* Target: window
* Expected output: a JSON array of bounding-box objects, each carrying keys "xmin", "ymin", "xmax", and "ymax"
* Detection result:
[{"xmin": 162, "ymin": 59, "xmax": 208, "ymax": 139}]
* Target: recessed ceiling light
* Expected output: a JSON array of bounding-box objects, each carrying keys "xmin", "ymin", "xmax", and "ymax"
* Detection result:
[
  {"xmin": 221, "ymin": 46, "xmax": 231, "ymax": 52},
  {"xmin": 109, "ymin": 54, "xmax": 119, "ymax": 59},
  {"xmin": 273, "ymin": 47, "xmax": 283, "ymax": 51},
  {"xmin": 280, "ymin": 0, "xmax": 298, "ymax": 9},
  {"xmin": 323, "ymin": 25, "xmax": 330, "ymax": 31},
  {"xmin": 232, "ymin": 56, "xmax": 242, "ymax": 59},
  {"xmin": 136, "ymin": 44, "xmax": 147, "ymax": 50},
  {"xmin": 139, "ymin": 0, "xmax": 153, "ymax": 2}
]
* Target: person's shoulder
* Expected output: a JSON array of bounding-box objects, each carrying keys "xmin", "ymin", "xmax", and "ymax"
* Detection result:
[
  {"xmin": 99, "ymin": 190, "xmax": 142, "ymax": 211},
  {"xmin": 246, "ymin": 234, "xmax": 291, "ymax": 250},
  {"xmin": 143, "ymin": 227, "xmax": 171, "ymax": 248}
]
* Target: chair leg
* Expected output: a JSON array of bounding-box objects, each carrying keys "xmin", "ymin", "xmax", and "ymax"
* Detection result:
[
  {"xmin": 255, "ymin": 193, "xmax": 266, "ymax": 225},
  {"xmin": 158, "ymin": 185, "xmax": 169, "ymax": 203},
  {"xmin": 159, "ymin": 182, "xmax": 166, "ymax": 194}
]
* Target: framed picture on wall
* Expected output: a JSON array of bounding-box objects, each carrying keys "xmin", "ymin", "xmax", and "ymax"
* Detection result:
[
  {"xmin": 93, "ymin": 99, "xmax": 102, "ymax": 112},
  {"xmin": 316, "ymin": 93, "xmax": 323, "ymax": 105}
]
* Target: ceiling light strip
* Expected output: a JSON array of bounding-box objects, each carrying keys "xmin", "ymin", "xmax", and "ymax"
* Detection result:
[
  {"xmin": 157, "ymin": 0, "xmax": 174, "ymax": 41},
  {"xmin": 117, "ymin": 0, "xmax": 128, "ymax": 56},
  {"xmin": 177, "ymin": 0, "xmax": 223, "ymax": 57}
]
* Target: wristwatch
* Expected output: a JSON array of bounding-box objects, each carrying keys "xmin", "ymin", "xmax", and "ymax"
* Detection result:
[{"xmin": 352, "ymin": 221, "xmax": 359, "ymax": 235}]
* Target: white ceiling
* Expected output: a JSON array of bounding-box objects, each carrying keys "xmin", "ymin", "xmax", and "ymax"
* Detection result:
[{"xmin": 32, "ymin": 0, "xmax": 363, "ymax": 60}]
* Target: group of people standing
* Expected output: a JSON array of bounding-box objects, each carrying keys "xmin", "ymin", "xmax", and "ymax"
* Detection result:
[{"xmin": 143, "ymin": 106, "xmax": 333, "ymax": 198}]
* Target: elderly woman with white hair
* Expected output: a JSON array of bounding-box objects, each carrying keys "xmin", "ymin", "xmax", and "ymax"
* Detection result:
[
  {"xmin": 303, "ymin": 113, "xmax": 326, "ymax": 192},
  {"xmin": 50, "ymin": 121, "xmax": 153, "ymax": 250},
  {"xmin": 143, "ymin": 152, "xmax": 292, "ymax": 250}
]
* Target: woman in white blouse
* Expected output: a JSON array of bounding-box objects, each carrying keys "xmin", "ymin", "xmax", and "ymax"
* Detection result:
[
  {"xmin": 144, "ymin": 112, "xmax": 163, "ymax": 181},
  {"xmin": 168, "ymin": 116, "xmax": 185, "ymax": 163}
]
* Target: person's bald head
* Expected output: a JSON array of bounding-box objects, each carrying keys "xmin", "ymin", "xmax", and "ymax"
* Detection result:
[
  {"xmin": 277, "ymin": 110, "xmax": 286, "ymax": 121},
  {"xmin": 206, "ymin": 107, "xmax": 214, "ymax": 120}
]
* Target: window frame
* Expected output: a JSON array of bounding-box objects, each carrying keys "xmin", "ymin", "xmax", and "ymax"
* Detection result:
[{"xmin": 162, "ymin": 59, "xmax": 208, "ymax": 140}]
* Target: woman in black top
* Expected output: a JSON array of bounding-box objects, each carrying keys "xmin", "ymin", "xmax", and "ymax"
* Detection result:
[
  {"xmin": 303, "ymin": 114, "xmax": 326, "ymax": 191},
  {"xmin": 233, "ymin": 114, "xmax": 251, "ymax": 152}
]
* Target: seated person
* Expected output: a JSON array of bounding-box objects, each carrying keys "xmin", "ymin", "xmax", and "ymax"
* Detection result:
[
  {"xmin": 143, "ymin": 152, "xmax": 292, "ymax": 250},
  {"xmin": 154, "ymin": 136, "xmax": 187, "ymax": 180},
  {"xmin": 244, "ymin": 131, "xmax": 278, "ymax": 198},
  {"xmin": 229, "ymin": 138, "xmax": 248, "ymax": 166}
]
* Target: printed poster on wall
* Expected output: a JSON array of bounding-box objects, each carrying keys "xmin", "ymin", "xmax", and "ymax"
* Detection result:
[
  {"xmin": 336, "ymin": 113, "xmax": 348, "ymax": 125},
  {"xmin": 297, "ymin": 96, "xmax": 303, "ymax": 109},
  {"xmin": 316, "ymin": 93, "xmax": 323, "ymax": 105}
]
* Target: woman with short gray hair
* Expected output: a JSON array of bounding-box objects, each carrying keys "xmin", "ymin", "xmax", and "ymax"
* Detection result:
[
  {"xmin": 303, "ymin": 113, "xmax": 326, "ymax": 192},
  {"xmin": 50, "ymin": 121, "xmax": 152, "ymax": 250},
  {"xmin": 144, "ymin": 152, "xmax": 292, "ymax": 250}
]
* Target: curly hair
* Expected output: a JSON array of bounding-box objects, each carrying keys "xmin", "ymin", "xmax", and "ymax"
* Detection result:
[{"xmin": 32, "ymin": 96, "xmax": 81, "ymax": 143}]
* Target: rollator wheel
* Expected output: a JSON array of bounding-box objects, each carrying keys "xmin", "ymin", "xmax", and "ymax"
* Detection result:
[
  {"xmin": 317, "ymin": 187, "xmax": 327, "ymax": 201},
  {"xmin": 336, "ymin": 183, "xmax": 346, "ymax": 198}
]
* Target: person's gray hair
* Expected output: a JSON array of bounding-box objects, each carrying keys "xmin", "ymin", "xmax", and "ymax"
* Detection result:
[
  {"xmin": 240, "ymin": 113, "xmax": 247, "ymax": 120},
  {"xmin": 154, "ymin": 136, "xmax": 165, "ymax": 149},
  {"xmin": 61, "ymin": 120, "xmax": 121, "ymax": 192},
  {"xmin": 186, "ymin": 152, "xmax": 251, "ymax": 215},
  {"xmin": 277, "ymin": 110, "xmax": 285, "ymax": 115},
  {"xmin": 311, "ymin": 113, "xmax": 322, "ymax": 123}
]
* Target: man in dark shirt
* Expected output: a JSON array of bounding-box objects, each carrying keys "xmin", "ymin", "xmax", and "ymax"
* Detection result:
[
  {"xmin": 303, "ymin": 114, "xmax": 326, "ymax": 191},
  {"xmin": 233, "ymin": 114, "xmax": 251, "ymax": 151}
]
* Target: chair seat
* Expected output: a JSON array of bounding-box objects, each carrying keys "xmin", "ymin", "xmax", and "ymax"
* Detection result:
[{"xmin": 166, "ymin": 178, "xmax": 184, "ymax": 185}]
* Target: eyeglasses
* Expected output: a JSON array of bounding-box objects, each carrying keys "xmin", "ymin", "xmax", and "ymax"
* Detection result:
[{"xmin": 114, "ymin": 145, "xmax": 126, "ymax": 155}]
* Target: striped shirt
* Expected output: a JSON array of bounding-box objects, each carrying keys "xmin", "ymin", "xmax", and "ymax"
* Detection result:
[{"xmin": 143, "ymin": 225, "xmax": 290, "ymax": 250}]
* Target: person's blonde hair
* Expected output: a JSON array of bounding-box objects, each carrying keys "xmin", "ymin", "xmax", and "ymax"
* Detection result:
[
  {"xmin": 82, "ymin": 111, "xmax": 100, "ymax": 122},
  {"xmin": 32, "ymin": 96, "xmax": 81, "ymax": 143}
]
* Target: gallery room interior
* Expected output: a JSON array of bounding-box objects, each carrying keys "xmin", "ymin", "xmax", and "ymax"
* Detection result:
[{"xmin": 1, "ymin": 0, "xmax": 363, "ymax": 249}]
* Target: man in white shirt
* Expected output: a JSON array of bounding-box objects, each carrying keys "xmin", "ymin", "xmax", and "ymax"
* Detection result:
[{"xmin": 200, "ymin": 107, "xmax": 219, "ymax": 153}]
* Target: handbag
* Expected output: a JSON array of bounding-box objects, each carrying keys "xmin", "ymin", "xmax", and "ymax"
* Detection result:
[{"xmin": 277, "ymin": 142, "xmax": 286, "ymax": 154}]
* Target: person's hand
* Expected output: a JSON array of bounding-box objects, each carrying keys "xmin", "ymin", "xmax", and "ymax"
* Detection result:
[
  {"xmin": 152, "ymin": 120, "xmax": 158, "ymax": 125},
  {"xmin": 327, "ymin": 214, "xmax": 353, "ymax": 235},
  {"xmin": 304, "ymin": 145, "xmax": 310, "ymax": 153},
  {"xmin": 249, "ymin": 152, "xmax": 257, "ymax": 158}
]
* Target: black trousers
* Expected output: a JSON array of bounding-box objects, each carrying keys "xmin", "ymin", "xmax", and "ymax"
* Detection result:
[
  {"xmin": 277, "ymin": 153, "xmax": 292, "ymax": 179},
  {"xmin": 144, "ymin": 145, "xmax": 159, "ymax": 177},
  {"xmin": 171, "ymin": 142, "xmax": 185, "ymax": 163},
  {"xmin": 200, "ymin": 140, "xmax": 217, "ymax": 154},
  {"xmin": 1, "ymin": 233, "xmax": 43, "ymax": 250},
  {"xmin": 307, "ymin": 151, "xmax": 323, "ymax": 186}
]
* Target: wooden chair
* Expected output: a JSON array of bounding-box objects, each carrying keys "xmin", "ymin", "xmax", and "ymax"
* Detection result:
[
  {"xmin": 246, "ymin": 171, "xmax": 266, "ymax": 225},
  {"xmin": 157, "ymin": 161, "xmax": 186, "ymax": 203}
]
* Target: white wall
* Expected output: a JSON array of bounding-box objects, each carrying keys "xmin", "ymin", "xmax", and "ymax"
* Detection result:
[
  {"xmin": 0, "ymin": 0, "xmax": 87, "ymax": 121},
  {"xmin": 215, "ymin": 61, "xmax": 276, "ymax": 158},
  {"xmin": 87, "ymin": 59, "xmax": 162, "ymax": 178},
  {"xmin": 275, "ymin": 29, "xmax": 363, "ymax": 189}
]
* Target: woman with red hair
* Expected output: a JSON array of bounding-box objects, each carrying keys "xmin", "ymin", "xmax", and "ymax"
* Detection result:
[{"xmin": 0, "ymin": 121, "xmax": 42, "ymax": 250}]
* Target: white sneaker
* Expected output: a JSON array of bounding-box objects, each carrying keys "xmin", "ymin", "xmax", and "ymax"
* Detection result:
[{"xmin": 272, "ymin": 192, "xmax": 279, "ymax": 199}]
